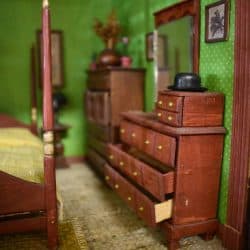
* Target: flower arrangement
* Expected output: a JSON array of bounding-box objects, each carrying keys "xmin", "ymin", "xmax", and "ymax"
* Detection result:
[{"xmin": 93, "ymin": 10, "xmax": 121, "ymax": 49}]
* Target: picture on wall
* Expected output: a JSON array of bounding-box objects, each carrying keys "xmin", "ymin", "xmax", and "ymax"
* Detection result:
[
  {"xmin": 37, "ymin": 30, "xmax": 64, "ymax": 88},
  {"xmin": 145, "ymin": 32, "xmax": 154, "ymax": 61},
  {"xmin": 205, "ymin": 0, "xmax": 229, "ymax": 43}
]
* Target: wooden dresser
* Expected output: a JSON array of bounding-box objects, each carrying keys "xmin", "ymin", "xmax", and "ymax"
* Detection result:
[
  {"xmin": 105, "ymin": 91, "xmax": 226, "ymax": 250},
  {"xmin": 85, "ymin": 68, "xmax": 145, "ymax": 174}
]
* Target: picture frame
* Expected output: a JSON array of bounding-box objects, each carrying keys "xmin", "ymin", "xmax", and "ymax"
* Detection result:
[
  {"xmin": 37, "ymin": 30, "xmax": 64, "ymax": 88},
  {"xmin": 145, "ymin": 32, "xmax": 154, "ymax": 61},
  {"xmin": 205, "ymin": 0, "xmax": 229, "ymax": 43},
  {"xmin": 156, "ymin": 34, "xmax": 167, "ymax": 68}
]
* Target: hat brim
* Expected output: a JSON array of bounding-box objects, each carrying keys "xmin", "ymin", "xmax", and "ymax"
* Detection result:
[{"xmin": 168, "ymin": 85, "xmax": 208, "ymax": 92}]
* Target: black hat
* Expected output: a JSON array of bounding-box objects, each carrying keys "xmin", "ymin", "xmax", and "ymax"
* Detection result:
[{"xmin": 168, "ymin": 73, "xmax": 207, "ymax": 92}]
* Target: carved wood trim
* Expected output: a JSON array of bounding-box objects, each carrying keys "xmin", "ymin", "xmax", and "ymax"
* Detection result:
[
  {"xmin": 154, "ymin": 0, "xmax": 200, "ymax": 73},
  {"xmin": 223, "ymin": 1, "xmax": 250, "ymax": 249}
]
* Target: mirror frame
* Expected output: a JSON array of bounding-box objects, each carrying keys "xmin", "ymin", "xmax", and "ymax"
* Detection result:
[{"xmin": 154, "ymin": 0, "xmax": 200, "ymax": 73}]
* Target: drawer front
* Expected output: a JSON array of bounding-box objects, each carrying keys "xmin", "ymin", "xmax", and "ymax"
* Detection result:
[
  {"xmin": 157, "ymin": 94, "xmax": 183, "ymax": 112},
  {"xmin": 120, "ymin": 120, "xmax": 143, "ymax": 149},
  {"xmin": 115, "ymin": 173, "xmax": 136, "ymax": 210},
  {"xmin": 135, "ymin": 188, "xmax": 173, "ymax": 227},
  {"xmin": 104, "ymin": 163, "xmax": 116, "ymax": 188},
  {"xmin": 156, "ymin": 108, "xmax": 182, "ymax": 127},
  {"xmin": 141, "ymin": 129, "xmax": 155, "ymax": 156},
  {"xmin": 108, "ymin": 144, "xmax": 174, "ymax": 200},
  {"xmin": 153, "ymin": 132, "xmax": 176, "ymax": 167},
  {"xmin": 129, "ymin": 157, "xmax": 143, "ymax": 185},
  {"xmin": 87, "ymin": 136, "xmax": 107, "ymax": 158},
  {"xmin": 87, "ymin": 148, "xmax": 106, "ymax": 175},
  {"xmin": 120, "ymin": 120, "xmax": 131, "ymax": 145},
  {"xmin": 87, "ymin": 71, "xmax": 110, "ymax": 90},
  {"xmin": 106, "ymin": 163, "xmax": 173, "ymax": 227}
]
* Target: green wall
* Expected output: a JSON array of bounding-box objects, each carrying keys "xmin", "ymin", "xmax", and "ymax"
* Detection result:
[{"xmin": 0, "ymin": 0, "xmax": 234, "ymax": 223}]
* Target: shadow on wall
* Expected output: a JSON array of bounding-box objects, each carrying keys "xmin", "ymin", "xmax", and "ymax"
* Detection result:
[{"xmin": 204, "ymin": 74, "xmax": 220, "ymax": 90}]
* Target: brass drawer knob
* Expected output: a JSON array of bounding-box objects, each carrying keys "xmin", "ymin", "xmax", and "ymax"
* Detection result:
[
  {"xmin": 109, "ymin": 155, "xmax": 114, "ymax": 160},
  {"xmin": 131, "ymin": 132, "xmax": 136, "ymax": 138},
  {"xmin": 115, "ymin": 184, "xmax": 119, "ymax": 189},
  {"xmin": 157, "ymin": 145, "xmax": 163, "ymax": 150},
  {"xmin": 168, "ymin": 102, "xmax": 173, "ymax": 107},
  {"xmin": 158, "ymin": 100, "xmax": 163, "ymax": 105},
  {"xmin": 119, "ymin": 161, "xmax": 124, "ymax": 167},
  {"xmin": 144, "ymin": 140, "xmax": 150, "ymax": 145},
  {"xmin": 139, "ymin": 207, "xmax": 144, "ymax": 211},
  {"xmin": 105, "ymin": 176, "xmax": 110, "ymax": 181},
  {"xmin": 127, "ymin": 196, "xmax": 132, "ymax": 201},
  {"xmin": 167, "ymin": 116, "xmax": 173, "ymax": 121},
  {"xmin": 120, "ymin": 128, "xmax": 125, "ymax": 134},
  {"xmin": 157, "ymin": 112, "xmax": 162, "ymax": 117},
  {"xmin": 133, "ymin": 172, "xmax": 138, "ymax": 176}
]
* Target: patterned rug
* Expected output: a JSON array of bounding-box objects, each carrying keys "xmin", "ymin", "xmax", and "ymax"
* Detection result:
[{"xmin": 0, "ymin": 164, "xmax": 225, "ymax": 249}]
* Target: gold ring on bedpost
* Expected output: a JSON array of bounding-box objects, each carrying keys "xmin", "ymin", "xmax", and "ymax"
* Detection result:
[
  {"xmin": 43, "ymin": 0, "xmax": 49, "ymax": 8},
  {"xmin": 31, "ymin": 107, "xmax": 37, "ymax": 123},
  {"xmin": 43, "ymin": 131, "xmax": 54, "ymax": 155}
]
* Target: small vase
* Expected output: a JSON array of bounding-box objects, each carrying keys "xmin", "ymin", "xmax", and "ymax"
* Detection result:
[
  {"xmin": 97, "ymin": 38, "xmax": 121, "ymax": 68},
  {"xmin": 121, "ymin": 56, "xmax": 132, "ymax": 68}
]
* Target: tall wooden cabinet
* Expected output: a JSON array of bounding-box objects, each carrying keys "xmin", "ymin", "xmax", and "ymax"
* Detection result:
[{"xmin": 85, "ymin": 68, "xmax": 145, "ymax": 173}]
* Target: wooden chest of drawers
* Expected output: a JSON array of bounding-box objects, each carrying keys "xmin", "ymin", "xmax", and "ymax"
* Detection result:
[
  {"xmin": 85, "ymin": 68, "xmax": 145, "ymax": 174},
  {"xmin": 156, "ymin": 91, "xmax": 224, "ymax": 127},
  {"xmin": 106, "ymin": 103, "xmax": 226, "ymax": 249}
]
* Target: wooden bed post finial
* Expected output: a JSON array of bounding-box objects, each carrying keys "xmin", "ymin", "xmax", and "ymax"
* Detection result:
[{"xmin": 43, "ymin": 0, "xmax": 49, "ymax": 8}]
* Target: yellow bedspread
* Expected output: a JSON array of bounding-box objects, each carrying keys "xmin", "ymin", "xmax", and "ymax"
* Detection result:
[{"xmin": 0, "ymin": 128, "xmax": 44, "ymax": 183}]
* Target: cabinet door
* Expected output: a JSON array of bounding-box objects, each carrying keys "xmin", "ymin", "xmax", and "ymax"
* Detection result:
[
  {"xmin": 95, "ymin": 91, "xmax": 110, "ymax": 126},
  {"xmin": 85, "ymin": 90, "xmax": 110, "ymax": 125}
]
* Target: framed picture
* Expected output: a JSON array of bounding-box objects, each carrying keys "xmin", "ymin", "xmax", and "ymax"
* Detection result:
[
  {"xmin": 37, "ymin": 30, "xmax": 64, "ymax": 88},
  {"xmin": 145, "ymin": 32, "xmax": 154, "ymax": 61},
  {"xmin": 205, "ymin": 0, "xmax": 229, "ymax": 43},
  {"xmin": 156, "ymin": 34, "xmax": 167, "ymax": 68}
]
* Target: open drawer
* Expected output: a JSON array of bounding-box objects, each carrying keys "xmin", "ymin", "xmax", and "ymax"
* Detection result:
[
  {"xmin": 107, "ymin": 144, "xmax": 174, "ymax": 201},
  {"xmin": 104, "ymin": 163, "xmax": 173, "ymax": 227}
]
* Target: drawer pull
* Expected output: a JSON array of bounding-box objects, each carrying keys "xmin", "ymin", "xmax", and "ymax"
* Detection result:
[
  {"xmin": 157, "ymin": 145, "xmax": 163, "ymax": 150},
  {"xmin": 139, "ymin": 207, "xmax": 144, "ymax": 211},
  {"xmin": 115, "ymin": 184, "xmax": 119, "ymax": 189},
  {"xmin": 119, "ymin": 161, "xmax": 124, "ymax": 167},
  {"xmin": 158, "ymin": 100, "xmax": 163, "ymax": 105},
  {"xmin": 133, "ymin": 172, "xmax": 138, "ymax": 176},
  {"xmin": 168, "ymin": 102, "xmax": 173, "ymax": 107},
  {"xmin": 167, "ymin": 116, "xmax": 173, "ymax": 121},
  {"xmin": 144, "ymin": 140, "xmax": 150, "ymax": 145},
  {"xmin": 120, "ymin": 128, "xmax": 125, "ymax": 134},
  {"xmin": 127, "ymin": 196, "xmax": 132, "ymax": 201},
  {"xmin": 105, "ymin": 176, "xmax": 110, "ymax": 181},
  {"xmin": 157, "ymin": 112, "xmax": 162, "ymax": 117},
  {"xmin": 109, "ymin": 155, "xmax": 114, "ymax": 160},
  {"xmin": 131, "ymin": 133, "xmax": 136, "ymax": 138}
]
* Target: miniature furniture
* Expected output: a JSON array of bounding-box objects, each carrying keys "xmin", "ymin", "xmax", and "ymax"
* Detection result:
[
  {"xmin": 0, "ymin": 1, "xmax": 57, "ymax": 249},
  {"xmin": 85, "ymin": 68, "xmax": 145, "ymax": 174},
  {"xmin": 53, "ymin": 122, "xmax": 70, "ymax": 168},
  {"xmin": 106, "ymin": 90, "xmax": 226, "ymax": 250}
]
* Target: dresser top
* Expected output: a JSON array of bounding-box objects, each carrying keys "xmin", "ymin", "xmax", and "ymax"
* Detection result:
[
  {"xmin": 87, "ymin": 67, "xmax": 145, "ymax": 73},
  {"xmin": 158, "ymin": 90, "xmax": 224, "ymax": 97},
  {"xmin": 121, "ymin": 111, "xmax": 226, "ymax": 136}
]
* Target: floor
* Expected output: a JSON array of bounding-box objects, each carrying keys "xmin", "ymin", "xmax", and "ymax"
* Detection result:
[
  {"xmin": 0, "ymin": 163, "xmax": 226, "ymax": 249},
  {"xmin": 56, "ymin": 163, "xmax": 225, "ymax": 250}
]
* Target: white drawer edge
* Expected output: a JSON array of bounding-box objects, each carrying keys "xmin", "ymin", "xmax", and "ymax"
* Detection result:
[{"xmin": 154, "ymin": 199, "xmax": 173, "ymax": 223}]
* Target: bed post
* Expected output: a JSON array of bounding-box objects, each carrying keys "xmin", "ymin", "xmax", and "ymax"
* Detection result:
[
  {"xmin": 30, "ymin": 45, "xmax": 38, "ymax": 135},
  {"xmin": 42, "ymin": 0, "xmax": 58, "ymax": 249}
]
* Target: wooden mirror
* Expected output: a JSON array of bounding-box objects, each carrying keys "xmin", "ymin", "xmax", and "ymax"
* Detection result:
[{"xmin": 153, "ymin": 0, "xmax": 200, "ymax": 92}]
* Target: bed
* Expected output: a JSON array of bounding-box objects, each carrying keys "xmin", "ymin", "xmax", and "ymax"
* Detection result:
[{"xmin": 0, "ymin": 1, "xmax": 58, "ymax": 249}]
